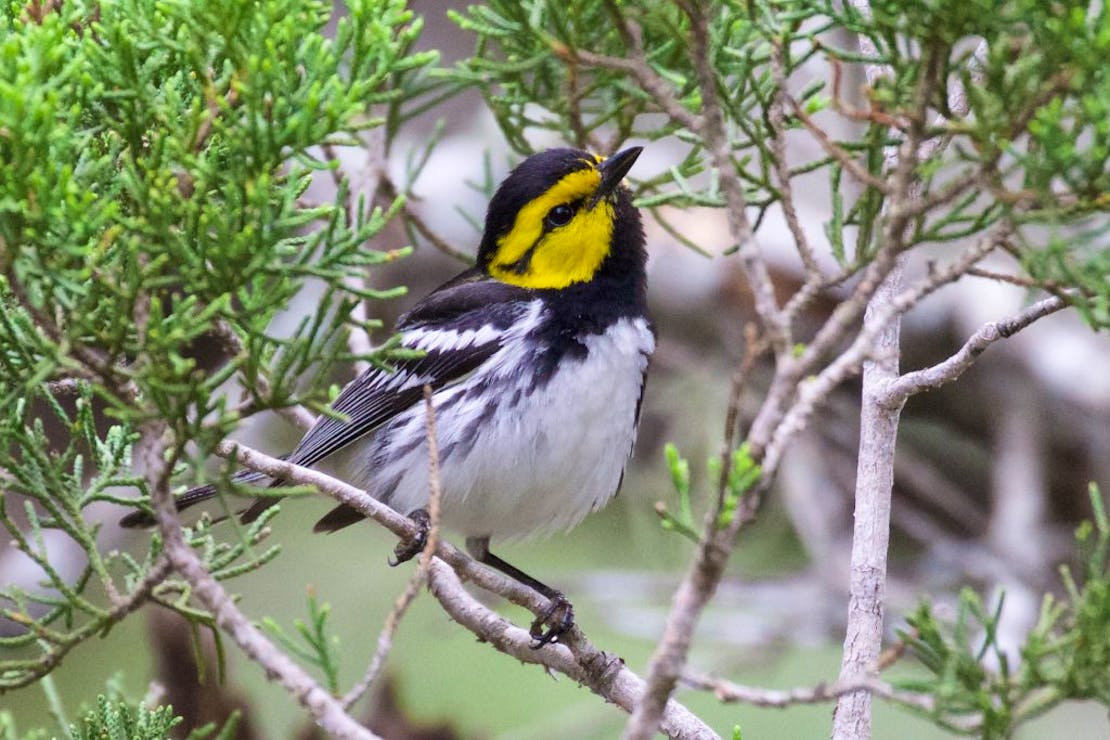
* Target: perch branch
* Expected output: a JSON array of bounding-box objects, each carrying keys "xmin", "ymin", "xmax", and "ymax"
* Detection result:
[{"xmin": 342, "ymin": 386, "xmax": 444, "ymax": 710}]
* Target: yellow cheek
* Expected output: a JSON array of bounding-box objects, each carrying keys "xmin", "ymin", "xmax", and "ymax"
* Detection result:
[
  {"xmin": 491, "ymin": 204, "xmax": 615, "ymax": 289},
  {"xmin": 490, "ymin": 166, "xmax": 615, "ymax": 289}
]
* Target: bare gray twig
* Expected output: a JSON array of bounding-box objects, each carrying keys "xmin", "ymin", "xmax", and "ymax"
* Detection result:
[
  {"xmin": 557, "ymin": 19, "xmax": 702, "ymax": 133},
  {"xmin": 785, "ymin": 93, "xmax": 891, "ymax": 194},
  {"xmin": 769, "ymin": 41, "xmax": 819, "ymax": 276},
  {"xmin": 881, "ymin": 296, "xmax": 1066, "ymax": 404},
  {"xmin": 684, "ymin": 671, "xmax": 938, "ymax": 715},
  {"xmin": 763, "ymin": 219, "xmax": 1008, "ymax": 509},
  {"xmin": 209, "ymin": 440, "xmax": 711, "ymax": 736},
  {"xmin": 146, "ymin": 427, "xmax": 378, "ymax": 739},
  {"xmin": 427, "ymin": 560, "xmax": 716, "ymax": 740},
  {"xmin": 832, "ymin": 267, "xmax": 903, "ymax": 738},
  {"xmin": 342, "ymin": 386, "xmax": 444, "ymax": 710},
  {"xmin": 832, "ymin": 20, "xmax": 985, "ymax": 738},
  {"xmin": 681, "ymin": 3, "xmax": 787, "ymax": 357}
]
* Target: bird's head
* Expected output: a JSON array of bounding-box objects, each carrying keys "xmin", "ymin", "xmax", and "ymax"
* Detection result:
[{"xmin": 477, "ymin": 147, "xmax": 645, "ymax": 290}]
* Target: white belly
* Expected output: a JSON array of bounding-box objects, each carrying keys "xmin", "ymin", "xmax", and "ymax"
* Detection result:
[{"xmin": 331, "ymin": 316, "xmax": 654, "ymax": 540}]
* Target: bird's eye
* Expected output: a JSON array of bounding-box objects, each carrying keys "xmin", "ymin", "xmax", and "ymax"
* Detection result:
[{"xmin": 545, "ymin": 204, "xmax": 574, "ymax": 228}]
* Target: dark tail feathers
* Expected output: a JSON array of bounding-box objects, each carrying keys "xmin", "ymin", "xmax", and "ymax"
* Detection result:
[
  {"xmin": 120, "ymin": 457, "xmax": 368, "ymax": 534},
  {"xmin": 118, "ymin": 468, "xmax": 272, "ymax": 528}
]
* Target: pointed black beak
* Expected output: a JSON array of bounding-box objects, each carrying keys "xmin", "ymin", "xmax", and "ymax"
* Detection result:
[{"xmin": 589, "ymin": 146, "xmax": 643, "ymax": 209}]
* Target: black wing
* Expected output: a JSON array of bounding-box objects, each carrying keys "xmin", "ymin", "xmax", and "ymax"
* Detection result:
[
  {"xmin": 283, "ymin": 271, "xmax": 533, "ymax": 470},
  {"xmin": 120, "ymin": 270, "xmax": 534, "ymax": 529}
]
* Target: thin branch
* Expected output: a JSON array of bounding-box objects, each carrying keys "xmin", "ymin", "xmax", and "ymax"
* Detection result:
[
  {"xmin": 555, "ymin": 29, "xmax": 702, "ymax": 133},
  {"xmin": 761, "ymin": 223, "xmax": 1006, "ymax": 486},
  {"xmin": 832, "ymin": 15, "xmax": 949, "ymax": 735},
  {"xmin": 882, "ymin": 296, "xmax": 1066, "ymax": 404},
  {"xmin": 627, "ymin": 0, "xmax": 817, "ymax": 727},
  {"xmin": 0, "ymin": 555, "xmax": 172, "ymax": 691},
  {"xmin": 681, "ymin": 2, "xmax": 788, "ymax": 356},
  {"xmin": 214, "ymin": 439, "xmax": 418, "ymax": 541},
  {"xmin": 894, "ymin": 164, "xmax": 988, "ymax": 222},
  {"xmin": 966, "ymin": 266, "xmax": 1092, "ymax": 300},
  {"xmin": 829, "ymin": 57, "xmax": 910, "ymax": 130},
  {"xmin": 563, "ymin": 48, "xmax": 605, "ymax": 152},
  {"xmin": 426, "ymin": 560, "xmax": 716, "ymax": 740},
  {"xmin": 342, "ymin": 386, "xmax": 444, "ymax": 710},
  {"xmin": 780, "ymin": 263, "xmax": 858, "ymax": 329},
  {"xmin": 213, "ymin": 439, "xmax": 544, "ymax": 614},
  {"xmin": 145, "ymin": 428, "xmax": 378, "ymax": 738},
  {"xmin": 689, "ymin": 671, "xmax": 984, "ymax": 733},
  {"xmin": 209, "ymin": 440, "xmax": 712, "ymax": 737},
  {"xmin": 110, "ymin": 555, "xmax": 172, "ymax": 613},
  {"xmin": 81, "ymin": 352, "xmax": 372, "ymax": 737},
  {"xmin": 745, "ymin": 228, "xmax": 889, "ymax": 471},
  {"xmin": 785, "ymin": 94, "xmax": 891, "ymax": 194},
  {"xmin": 748, "ymin": 124, "xmax": 937, "ymax": 457},
  {"xmin": 684, "ymin": 671, "xmax": 937, "ymax": 715},
  {"xmin": 832, "ymin": 265, "xmax": 903, "ymax": 739},
  {"xmin": 420, "ymin": 386, "xmax": 443, "ymax": 566},
  {"xmin": 625, "ymin": 325, "xmax": 768, "ymax": 740},
  {"xmin": 769, "ymin": 40, "xmax": 818, "ymax": 275},
  {"xmin": 829, "ymin": 103, "xmax": 928, "ymax": 736},
  {"xmin": 380, "ymin": 175, "xmax": 473, "ymax": 264}
]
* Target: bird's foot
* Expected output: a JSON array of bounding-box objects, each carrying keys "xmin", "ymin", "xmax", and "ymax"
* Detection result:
[
  {"xmin": 389, "ymin": 509, "xmax": 431, "ymax": 566},
  {"xmin": 529, "ymin": 592, "xmax": 574, "ymax": 649}
]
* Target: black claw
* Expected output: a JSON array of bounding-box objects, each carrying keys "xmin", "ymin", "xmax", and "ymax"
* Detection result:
[
  {"xmin": 465, "ymin": 537, "xmax": 575, "ymax": 648},
  {"xmin": 529, "ymin": 594, "xmax": 574, "ymax": 649},
  {"xmin": 389, "ymin": 509, "xmax": 431, "ymax": 566}
]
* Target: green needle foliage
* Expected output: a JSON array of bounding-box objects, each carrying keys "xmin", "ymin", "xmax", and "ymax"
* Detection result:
[
  {"xmin": 0, "ymin": 0, "xmax": 435, "ymax": 420},
  {"xmin": 450, "ymin": 0, "xmax": 1109, "ymax": 324},
  {"xmin": 68, "ymin": 695, "xmax": 185, "ymax": 740},
  {"xmin": 261, "ymin": 588, "xmax": 342, "ymax": 695},
  {"xmin": 0, "ymin": 0, "xmax": 437, "ymax": 695},
  {"xmin": 896, "ymin": 486, "xmax": 1110, "ymax": 737},
  {"xmin": 656, "ymin": 443, "xmax": 761, "ymax": 542},
  {"xmin": 1, "ymin": 674, "xmax": 239, "ymax": 740}
]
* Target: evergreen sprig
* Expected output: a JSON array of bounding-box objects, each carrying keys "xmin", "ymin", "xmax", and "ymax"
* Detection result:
[
  {"xmin": 450, "ymin": 0, "xmax": 1109, "ymax": 323},
  {"xmin": 261, "ymin": 588, "xmax": 342, "ymax": 695},
  {"xmin": 896, "ymin": 485, "xmax": 1110, "ymax": 736},
  {"xmin": 0, "ymin": 0, "xmax": 438, "ymax": 693}
]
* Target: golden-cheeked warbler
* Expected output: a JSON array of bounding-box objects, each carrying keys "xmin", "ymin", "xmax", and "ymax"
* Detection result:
[{"xmin": 122, "ymin": 146, "xmax": 654, "ymax": 646}]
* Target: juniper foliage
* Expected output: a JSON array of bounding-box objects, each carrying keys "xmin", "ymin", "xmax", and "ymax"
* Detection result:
[{"xmin": 0, "ymin": 0, "xmax": 435, "ymax": 697}]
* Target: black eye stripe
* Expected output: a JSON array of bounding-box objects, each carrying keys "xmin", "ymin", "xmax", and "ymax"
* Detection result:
[{"xmin": 503, "ymin": 234, "xmax": 542, "ymax": 274}]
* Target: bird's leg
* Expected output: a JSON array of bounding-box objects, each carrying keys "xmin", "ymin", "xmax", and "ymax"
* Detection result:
[
  {"xmin": 465, "ymin": 536, "xmax": 574, "ymax": 649},
  {"xmin": 389, "ymin": 508, "xmax": 431, "ymax": 566}
]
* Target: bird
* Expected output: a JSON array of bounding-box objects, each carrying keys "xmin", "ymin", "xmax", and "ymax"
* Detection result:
[{"xmin": 122, "ymin": 146, "xmax": 655, "ymax": 646}]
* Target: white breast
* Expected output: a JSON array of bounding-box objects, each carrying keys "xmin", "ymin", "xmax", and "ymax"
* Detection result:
[{"xmin": 333, "ymin": 308, "xmax": 655, "ymax": 541}]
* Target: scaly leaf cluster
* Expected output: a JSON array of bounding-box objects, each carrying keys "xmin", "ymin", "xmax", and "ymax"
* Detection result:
[
  {"xmin": 0, "ymin": 0, "xmax": 441, "ymax": 692},
  {"xmin": 450, "ymin": 0, "xmax": 1108, "ymax": 325},
  {"xmin": 0, "ymin": 385, "xmax": 283, "ymax": 691},
  {"xmin": 0, "ymin": 0, "xmax": 435, "ymax": 425},
  {"xmin": 261, "ymin": 588, "xmax": 342, "ymax": 694},
  {"xmin": 0, "ymin": 673, "xmax": 239, "ymax": 739},
  {"xmin": 896, "ymin": 485, "xmax": 1110, "ymax": 737}
]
